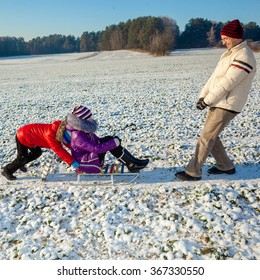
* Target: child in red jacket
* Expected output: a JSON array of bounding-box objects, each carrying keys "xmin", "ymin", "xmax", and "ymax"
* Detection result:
[{"xmin": 1, "ymin": 120, "xmax": 79, "ymax": 180}]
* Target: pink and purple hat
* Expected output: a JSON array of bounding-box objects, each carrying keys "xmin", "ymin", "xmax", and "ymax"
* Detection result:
[{"xmin": 72, "ymin": 105, "xmax": 92, "ymax": 120}]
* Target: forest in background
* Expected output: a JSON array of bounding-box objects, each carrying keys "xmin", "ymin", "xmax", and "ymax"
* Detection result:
[{"xmin": 1, "ymin": 17, "xmax": 260, "ymax": 57}]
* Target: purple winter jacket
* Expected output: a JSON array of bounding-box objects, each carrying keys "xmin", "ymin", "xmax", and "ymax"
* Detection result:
[{"xmin": 66, "ymin": 114, "xmax": 118, "ymax": 173}]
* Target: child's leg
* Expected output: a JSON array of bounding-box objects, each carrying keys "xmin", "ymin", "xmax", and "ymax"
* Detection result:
[
  {"xmin": 26, "ymin": 147, "xmax": 42, "ymax": 163},
  {"xmin": 4, "ymin": 136, "xmax": 29, "ymax": 174}
]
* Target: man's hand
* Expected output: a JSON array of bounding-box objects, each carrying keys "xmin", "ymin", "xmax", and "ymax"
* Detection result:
[{"xmin": 196, "ymin": 98, "xmax": 208, "ymax": 110}]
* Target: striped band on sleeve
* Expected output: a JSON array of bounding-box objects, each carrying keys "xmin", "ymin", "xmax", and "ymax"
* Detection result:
[{"xmin": 231, "ymin": 59, "xmax": 253, "ymax": 74}]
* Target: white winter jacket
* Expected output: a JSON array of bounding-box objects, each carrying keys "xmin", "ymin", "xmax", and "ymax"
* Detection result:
[{"xmin": 200, "ymin": 41, "xmax": 256, "ymax": 113}]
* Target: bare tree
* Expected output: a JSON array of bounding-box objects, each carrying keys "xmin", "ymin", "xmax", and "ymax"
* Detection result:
[{"xmin": 207, "ymin": 26, "xmax": 216, "ymax": 47}]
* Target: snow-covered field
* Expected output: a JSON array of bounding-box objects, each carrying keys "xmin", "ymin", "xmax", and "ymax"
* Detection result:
[{"xmin": 0, "ymin": 49, "xmax": 259, "ymax": 260}]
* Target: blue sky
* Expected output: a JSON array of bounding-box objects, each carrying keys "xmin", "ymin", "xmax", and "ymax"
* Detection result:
[{"xmin": 1, "ymin": 0, "xmax": 259, "ymax": 41}]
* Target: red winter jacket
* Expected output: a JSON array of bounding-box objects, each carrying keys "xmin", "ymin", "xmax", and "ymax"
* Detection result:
[{"xmin": 16, "ymin": 121, "xmax": 74, "ymax": 165}]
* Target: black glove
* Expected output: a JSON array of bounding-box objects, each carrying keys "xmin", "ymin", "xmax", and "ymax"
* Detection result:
[
  {"xmin": 196, "ymin": 98, "xmax": 208, "ymax": 110},
  {"xmin": 113, "ymin": 136, "xmax": 122, "ymax": 145}
]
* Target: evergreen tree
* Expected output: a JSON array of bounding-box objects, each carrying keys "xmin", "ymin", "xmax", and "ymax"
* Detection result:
[
  {"xmin": 178, "ymin": 18, "xmax": 213, "ymax": 48},
  {"xmin": 244, "ymin": 22, "xmax": 260, "ymax": 41},
  {"xmin": 80, "ymin": 31, "xmax": 100, "ymax": 52}
]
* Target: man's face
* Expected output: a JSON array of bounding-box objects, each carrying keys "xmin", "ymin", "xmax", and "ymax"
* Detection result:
[
  {"xmin": 221, "ymin": 36, "xmax": 242, "ymax": 50},
  {"xmin": 221, "ymin": 36, "xmax": 234, "ymax": 50}
]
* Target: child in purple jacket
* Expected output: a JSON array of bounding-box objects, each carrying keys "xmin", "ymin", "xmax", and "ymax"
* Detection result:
[{"xmin": 66, "ymin": 105, "xmax": 149, "ymax": 173}]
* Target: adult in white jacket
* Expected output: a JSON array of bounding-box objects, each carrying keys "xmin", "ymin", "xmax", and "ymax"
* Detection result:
[{"xmin": 176, "ymin": 19, "xmax": 256, "ymax": 181}]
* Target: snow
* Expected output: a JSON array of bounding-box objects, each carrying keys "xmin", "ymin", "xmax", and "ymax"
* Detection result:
[{"xmin": 0, "ymin": 49, "xmax": 259, "ymax": 260}]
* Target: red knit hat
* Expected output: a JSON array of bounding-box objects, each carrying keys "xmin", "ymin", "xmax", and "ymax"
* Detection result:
[{"xmin": 221, "ymin": 19, "xmax": 244, "ymax": 39}]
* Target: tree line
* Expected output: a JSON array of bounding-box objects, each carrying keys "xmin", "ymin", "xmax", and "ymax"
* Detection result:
[{"xmin": 1, "ymin": 17, "xmax": 260, "ymax": 57}]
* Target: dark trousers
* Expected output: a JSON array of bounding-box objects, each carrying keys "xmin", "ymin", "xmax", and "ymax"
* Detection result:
[
  {"xmin": 98, "ymin": 136, "xmax": 123, "ymax": 163},
  {"xmin": 5, "ymin": 136, "xmax": 42, "ymax": 174}
]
